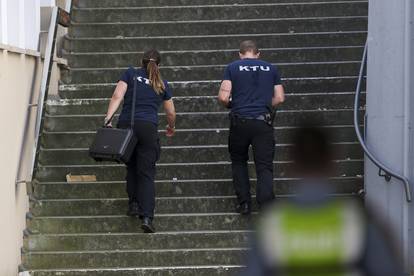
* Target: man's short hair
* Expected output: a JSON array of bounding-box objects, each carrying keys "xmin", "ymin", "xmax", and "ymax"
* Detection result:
[{"xmin": 239, "ymin": 40, "xmax": 259, "ymax": 55}]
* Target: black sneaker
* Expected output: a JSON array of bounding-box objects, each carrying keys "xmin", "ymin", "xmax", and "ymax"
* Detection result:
[
  {"xmin": 236, "ymin": 202, "xmax": 251, "ymax": 215},
  {"xmin": 141, "ymin": 217, "xmax": 155, "ymax": 233},
  {"xmin": 127, "ymin": 201, "xmax": 139, "ymax": 217}
]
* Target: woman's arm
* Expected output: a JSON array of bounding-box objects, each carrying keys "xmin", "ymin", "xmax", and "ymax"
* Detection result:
[
  {"xmin": 105, "ymin": 81, "xmax": 128, "ymax": 126},
  {"xmin": 163, "ymin": 99, "xmax": 176, "ymax": 137}
]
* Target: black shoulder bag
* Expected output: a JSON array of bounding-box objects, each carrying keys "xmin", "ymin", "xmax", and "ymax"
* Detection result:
[{"xmin": 89, "ymin": 75, "xmax": 138, "ymax": 163}]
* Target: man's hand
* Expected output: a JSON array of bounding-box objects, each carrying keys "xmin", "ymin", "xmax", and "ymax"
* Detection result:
[
  {"xmin": 272, "ymin": 84, "xmax": 285, "ymax": 107},
  {"xmin": 166, "ymin": 125, "xmax": 176, "ymax": 137}
]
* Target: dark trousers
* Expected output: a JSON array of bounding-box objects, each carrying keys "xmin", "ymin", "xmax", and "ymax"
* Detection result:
[
  {"xmin": 228, "ymin": 117, "xmax": 275, "ymax": 206},
  {"xmin": 118, "ymin": 120, "xmax": 160, "ymax": 218}
]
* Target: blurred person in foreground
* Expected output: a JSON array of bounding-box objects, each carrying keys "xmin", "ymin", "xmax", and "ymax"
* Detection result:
[{"xmin": 242, "ymin": 124, "xmax": 404, "ymax": 276}]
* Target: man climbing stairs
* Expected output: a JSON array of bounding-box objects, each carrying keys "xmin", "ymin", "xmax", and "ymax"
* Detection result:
[{"xmin": 21, "ymin": 0, "xmax": 367, "ymax": 274}]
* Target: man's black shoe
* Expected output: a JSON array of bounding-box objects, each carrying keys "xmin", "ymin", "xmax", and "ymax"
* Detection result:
[
  {"xmin": 141, "ymin": 217, "xmax": 155, "ymax": 233},
  {"xmin": 236, "ymin": 202, "xmax": 251, "ymax": 215},
  {"xmin": 127, "ymin": 201, "xmax": 139, "ymax": 217}
]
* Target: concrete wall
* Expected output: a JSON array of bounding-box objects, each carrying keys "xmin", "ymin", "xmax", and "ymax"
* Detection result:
[
  {"xmin": 0, "ymin": 47, "xmax": 41, "ymax": 276},
  {"xmin": 366, "ymin": 0, "xmax": 414, "ymax": 273}
]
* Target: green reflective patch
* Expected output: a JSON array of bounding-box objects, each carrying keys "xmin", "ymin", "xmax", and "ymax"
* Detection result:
[{"xmin": 278, "ymin": 201, "xmax": 344, "ymax": 267}]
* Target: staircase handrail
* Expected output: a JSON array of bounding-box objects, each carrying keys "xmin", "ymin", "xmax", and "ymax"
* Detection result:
[{"xmin": 354, "ymin": 40, "xmax": 412, "ymax": 202}]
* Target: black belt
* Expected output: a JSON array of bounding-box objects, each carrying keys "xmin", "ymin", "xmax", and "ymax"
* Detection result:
[
  {"xmin": 239, "ymin": 116, "xmax": 265, "ymax": 122},
  {"xmin": 231, "ymin": 114, "xmax": 273, "ymax": 125}
]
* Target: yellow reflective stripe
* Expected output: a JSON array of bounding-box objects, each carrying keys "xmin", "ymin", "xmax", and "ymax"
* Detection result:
[{"xmin": 279, "ymin": 201, "xmax": 344, "ymax": 267}]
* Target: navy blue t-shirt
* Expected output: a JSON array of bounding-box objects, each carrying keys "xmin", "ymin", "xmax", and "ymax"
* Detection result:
[
  {"xmin": 223, "ymin": 58, "xmax": 282, "ymax": 118},
  {"xmin": 118, "ymin": 67, "xmax": 172, "ymax": 125}
]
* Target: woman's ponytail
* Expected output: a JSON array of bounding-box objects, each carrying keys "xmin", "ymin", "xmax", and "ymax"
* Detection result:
[{"xmin": 142, "ymin": 50, "xmax": 165, "ymax": 94}]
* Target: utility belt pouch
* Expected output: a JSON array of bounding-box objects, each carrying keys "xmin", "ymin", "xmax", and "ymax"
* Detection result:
[
  {"xmin": 264, "ymin": 113, "xmax": 273, "ymax": 126},
  {"xmin": 265, "ymin": 104, "xmax": 278, "ymax": 126}
]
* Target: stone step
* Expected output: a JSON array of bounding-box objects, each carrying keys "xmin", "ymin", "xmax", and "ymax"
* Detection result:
[
  {"xmin": 61, "ymin": 61, "xmax": 361, "ymax": 84},
  {"xmin": 64, "ymin": 31, "xmax": 367, "ymax": 53},
  {"xmin": 38, "ymin": 143, "xmax": 362, "ymax": 166},
  {"xmin": 46, "ymin": 93, "xmax": 361, "ymax": 115},
  {"xmin": 41, "ymin": 125, "xmax": 358, "ymax": 149},
  {"xmin": 72, "ymin": 2, "xmax": 367, "ymax": 23},
  {"xmin": 32, "ymin": 177, "xmax": 363, "ymax": 200},
  {"xmin": 30, "ymin": 189, "xmax": 359, "ymax": 216},
  {"xmin": 65, "ymin": 46, "xmax": 364, "ymax": 68},
  {"xmin": 27, "ymin": 213, "xmax": 252, "ymax": 234},
  {"xmin": 25, "ymin": 231, "xmax": 250, "ymax": 252},
  {"xmin": 68, "ymin": 17, "xmax": 367, "ymax": 38},
  {"xmin": 30, "ymin": 196, "xmax": 250, "ymax": 216},
  {"xmin": 28, "ymin": 266, "xmax": 243, "ymax": 276},
  {"xmin": 34, "ymin": 160, "xmax": 363, "ymax": 182},
  {"xmin": 59, "ymin": 77, "xmax": 365, "ymax": 98},
  {"xmin": 77, "ymin": 0, "xmax": 366, "ymax": 8},
  {"xmin": 22, "ymin": 248, "xmax": 246, "ymax": 270},
  {"xmin": 43, "ymin": 109, "xmax": 363, "ymax": 132}
]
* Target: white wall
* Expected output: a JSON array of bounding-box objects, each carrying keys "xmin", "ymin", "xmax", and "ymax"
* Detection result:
[
  {"xmin": 0, "ymin": 49, "xmax": 41, "ymax": 276},
  {"xmin": 40, "ymin": 0, "xmax": 56, "ymax": 7},
  {"xmin": 0, "ymin": 0, "xmax": 7, "ymax": 45},
  {"xmin": 25, "ymin": 0, "xmax": 41, "ymax": 50},
  {"xmin": 0, "ymin": 1, "xmax": 60, "ymax": 274},
  {"xmin": 0, "ymin": 0, "xmax": 41, "ymax": 51},
  {"xmin": 366, "ymin": 0, "xmax": 414, "ymax": 273}
]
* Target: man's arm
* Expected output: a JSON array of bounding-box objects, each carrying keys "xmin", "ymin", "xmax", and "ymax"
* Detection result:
[
  {"xmin": 163, "ymin": 99, "xmax": 176, "ymax": 137},
  {"xmin": 272, "ymin": 84, "xmax": 285, "ymax": 107},
  {"xmin": 218, "ymin": 80, "xmax": 232, "ymax": 108}
]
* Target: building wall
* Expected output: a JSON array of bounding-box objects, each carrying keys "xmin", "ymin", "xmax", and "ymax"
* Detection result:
[
  {"xmin": 0, "ymin": 47, "xmax": 42, "ymax": 276},
  {"xmin": 0, "ymin": 0, "xmax": 68, "ymax": 274},
  {"xmin": 0, "ymin": 1, "xmax": 42, "ymax": 274},
  {"xmin": 366, "ymin": 0, "xmax": 414, "ymax": 273}
]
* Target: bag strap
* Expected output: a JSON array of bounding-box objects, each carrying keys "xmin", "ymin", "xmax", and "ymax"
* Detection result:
[{"xmin": 130, "ymin": 74, "xmax": 138, "ymax": 128}]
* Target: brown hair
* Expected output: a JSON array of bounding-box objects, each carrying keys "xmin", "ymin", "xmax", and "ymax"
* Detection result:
[
  {"xmin": 239, "ymin": 40, "xmax": 259, "ymax": 55},
  {"xmin": 142, "ymin": 49, "xmax": 165, "ymax": 94}
]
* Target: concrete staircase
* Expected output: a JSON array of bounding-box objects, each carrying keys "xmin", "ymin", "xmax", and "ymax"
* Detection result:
[{"xmin": 22, "ymin": 0, "xmax": 367, "ymax": 275}]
